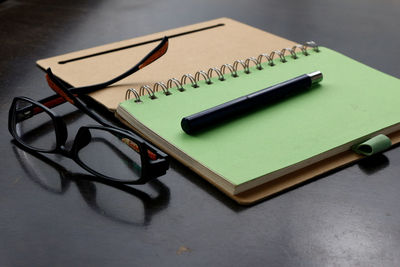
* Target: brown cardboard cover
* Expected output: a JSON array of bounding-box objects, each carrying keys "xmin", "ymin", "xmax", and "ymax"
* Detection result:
[{"xmin": 37, "ymin": 18, "xmax": 296, "ymax": 110}]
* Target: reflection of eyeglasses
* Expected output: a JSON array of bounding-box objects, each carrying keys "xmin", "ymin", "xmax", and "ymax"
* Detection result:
[
  {"xmin": 9, "ymin": 95, "xmax": 168, "ymax": 184},
  {"xmin": 12, "ymin": 143, "xmax": 170, "ymax": 226}
]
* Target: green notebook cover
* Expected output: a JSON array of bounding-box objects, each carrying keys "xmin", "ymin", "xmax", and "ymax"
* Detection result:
[{"xmin": 117, "ymin": 47, "xmax": 400, "ymax": 195}]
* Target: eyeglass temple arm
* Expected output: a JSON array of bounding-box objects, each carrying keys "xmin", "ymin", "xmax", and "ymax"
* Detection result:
[
  {"xmin": 62, "ymin": 36, "xmax": 169, "ymax": 94},
  {"xmin": 38, "ymin": 36, "xmax": 169, "ymax": 110},
  {"xmin": 45, "ymin": 69, "xmax": 113, "ymax": 128}
]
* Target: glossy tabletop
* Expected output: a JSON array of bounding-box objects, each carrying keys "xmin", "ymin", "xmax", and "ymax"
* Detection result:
[{"xmin": 1, "ymin": 0, "xmax": 400, "ymax": 266}]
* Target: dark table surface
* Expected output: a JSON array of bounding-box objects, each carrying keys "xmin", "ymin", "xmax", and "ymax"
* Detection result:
[{"xmin": 1, "ymin": 0, "xmax": 400, "ymax": 266}]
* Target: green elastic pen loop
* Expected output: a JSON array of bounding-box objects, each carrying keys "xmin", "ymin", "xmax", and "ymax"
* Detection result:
[{"xmin": 352, "ymin": 134, "xmax": 392, "ymax": 156}]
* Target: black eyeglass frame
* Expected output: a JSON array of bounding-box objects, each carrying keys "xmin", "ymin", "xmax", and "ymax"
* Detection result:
[{"xmin": 9, "ymin": 96, "xmax": 168, "ymax": 183}]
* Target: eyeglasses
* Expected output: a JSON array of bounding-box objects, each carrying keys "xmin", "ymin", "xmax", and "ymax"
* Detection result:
[{"xmin": 8, "ymin": 37, "xmax": 170, "ymax": 183}]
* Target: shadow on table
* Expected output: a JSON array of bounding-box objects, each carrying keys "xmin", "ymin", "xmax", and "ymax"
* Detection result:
[{"xmin": 12, "ymin": 141, "xmax": 170, "ymax": 226}]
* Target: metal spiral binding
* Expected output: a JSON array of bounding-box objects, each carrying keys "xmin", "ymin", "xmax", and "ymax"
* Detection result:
[
  {"xmin": 125, "ymin": 88, "xmax": 141, "ymax": 102},
  {"xmin": 245, "ymin": 57, "xmax": 262, "ymax": 72},
  {"xmin": 181, "ymin": 74, "xmax": 198, "ymax": 88},
  {"xmin": 153, "ymin": 82, "xmax": 170, "ymax": 95},
  {"xmin": 125, "ymin": 41, "xmax": 320, "ymax": 101},
  {"xmin": 166, "ymin": 78, "xmax": 184, "ymax": 92},
  {"xmin": 195, "ymin": 70, "xmax": 212, "ymax": 84},
  {"xmin": 139, "ymin": 85, "xmax": 157, "ymax": 99},
  {"xmin": 233, "ymin": 60, "xmax": 248, "ymax": 75},
  {"xmin": 207, "ymin": 67, "xmax": 225, "ymax": 81},
  {"xmin": 220, "ymin": 64, "xmax": 236, "ymax": 77}
]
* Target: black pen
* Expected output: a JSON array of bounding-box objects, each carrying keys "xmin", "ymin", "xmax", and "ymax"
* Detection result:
[{"xmin": 181, "ymin": 71, "xmax": 323, "ymax": 134}]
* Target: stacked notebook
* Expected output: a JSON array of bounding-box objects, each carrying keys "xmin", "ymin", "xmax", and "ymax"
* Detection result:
[{"xmin": 37, "ymin": 18, "xmax": 400, "ymax": 204}]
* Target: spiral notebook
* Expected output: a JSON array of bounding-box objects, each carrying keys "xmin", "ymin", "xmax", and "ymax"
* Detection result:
[
  {"xmin": 37, "ymin": 18, "xmax": 400, "ymax": 204},
  {"xmin": 116, "ymin": 46, "xmax": 400, "ymax": 204}
]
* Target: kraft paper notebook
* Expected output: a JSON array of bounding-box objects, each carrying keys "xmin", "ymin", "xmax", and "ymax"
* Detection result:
[
  {"xmin": 37, "ymin": 18, "xmax": 400, "ymax": 204},
  {"xmin": 36, "ymin": 18, "xmax": 296, "ymax": 110}
]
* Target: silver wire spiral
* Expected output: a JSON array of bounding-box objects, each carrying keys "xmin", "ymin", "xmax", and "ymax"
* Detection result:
[
  {"xmin": 125, "ymin": 88, "xmax": 141, "ymax": 102},
  {"xmin": 125, "ymin": 41, "xmax": 320, "ymax": 101}
]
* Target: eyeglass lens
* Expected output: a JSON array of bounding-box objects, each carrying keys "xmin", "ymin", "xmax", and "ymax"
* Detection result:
[
  {"xmin": 13, "ymin": 99, "xmax": 57, "ymax": 151},
  {"xmin": 77, "ymin": 128, "xmax": 143, "ymax": 182}
]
